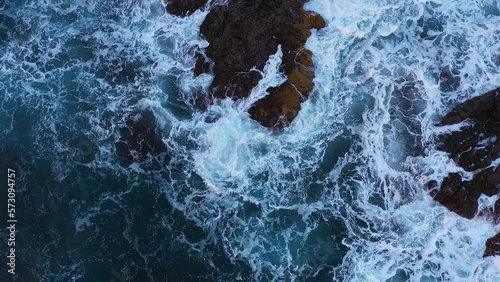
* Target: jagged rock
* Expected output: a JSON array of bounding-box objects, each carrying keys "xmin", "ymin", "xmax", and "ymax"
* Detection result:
[
  {"xmin": 168, "ymin": 0, "xmax": 325, "ymax": 130},
  {"xmin": 432, "ymin": 87, "xmax": 500, "ymax": 257},
  {"xmin": 439, "ymin": 88, "xmax": 500, "ymax": 126},
  {"xmin": 165, "ymin": 0, "xmax": 208, "ymax": 16},
  {"xmin": 484, "ymin": 232, "xmax": 500, "ymax": 257},
  {"xmin": 428, "ymin": 173, "xmax": 479, "ymax": 219}
]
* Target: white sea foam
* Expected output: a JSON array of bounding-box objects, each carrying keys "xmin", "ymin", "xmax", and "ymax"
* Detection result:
[
  {"xmin": 159, "ymin": 0, "xmax": 500, "ymax": 279},
  {"xmin": 304, "ymin": 0, "xmax": 500, "ymax": 280},
  {"xmin": 2, "ymin": 0, "xmax": 500, "ymax": 280}
]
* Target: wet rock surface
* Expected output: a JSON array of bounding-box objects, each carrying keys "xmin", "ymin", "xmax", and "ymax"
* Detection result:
[
  {"xmin": 168, "ymin": 0, "xmax": 325, "ymax": 130},
  {"xmin": 432, "ymin": 87, "xmax": 500, "ymax": 257},
  {"xmin": 484, "ymin": 230, "xmax": 500, "ymax": 257},
  {"xmin": 165, "ymin": 0, "xmax": 208, "ymax": 16}
]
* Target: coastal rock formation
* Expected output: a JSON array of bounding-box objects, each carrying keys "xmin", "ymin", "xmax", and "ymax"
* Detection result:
[
  {"xmin": 165, "ymin": 0, "xmax": 208, "ymax": 16},
  {"xmin": 484, "ymin": 232, "xmax": 500, "ymax": 257},
  {"xmin": 168, "ymin": 0, "xmax": 325, "ymax": 130},
  {"xmin": 431, "ymin": 87, "xmax": 500, "ymax": 257},
  {"xmin": 248, "ymin": 11, "xmax": 325, "ymax": 129}
]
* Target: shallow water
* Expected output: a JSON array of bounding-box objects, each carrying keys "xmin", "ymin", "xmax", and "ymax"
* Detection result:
[{"xmin": 1, "ymin": 0, "xmax": 500, "ymax": 281}]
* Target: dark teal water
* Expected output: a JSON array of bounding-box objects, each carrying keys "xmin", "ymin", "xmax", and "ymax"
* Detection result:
[
  {"xmin": 1, "ymin": 0, "xmax": 341, "ymax": 280},
  {"xmin": 1, "ymin": 0, "xmax": 500, "ymax": 281}
]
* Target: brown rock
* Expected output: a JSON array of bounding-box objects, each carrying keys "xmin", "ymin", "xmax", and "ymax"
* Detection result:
[
  {"xmin": 295, "ymin": 8, "xmax": 326, "ymax": 35},
  {"xmin": 470, "ymin": 166, "xmax": 500, "ymax": 197},
  {"xmin": 192, "ymin": 0, "xmax": 325, "ymax": 129},
  {"xmin": 439, "ymin": 87, "xmax": 500, "ymax": 126},
  {"xmin": 166, "ymin": 1, "xmax": 326, "ymax": 129},
  {"xmin": 430, "ymin": 173, "xmax": 479, "ymax": 219},
  {"xmin": 484, "ymin": 232, "xmax": 500, "ymax": 257},
  {"xmin": 434, "ymin": 87, "xmax": 500, "ymax": 200},
  {"xmin": 296, "ymin": 49, "xmax": 314, "ymax": 67},
  {"xmin": 432, "ymin": 87, "xmax": 500, "ymax": 257},
  {"xmin": 249, "ymin": 82, "xmax": 302, "ymax": 130}
]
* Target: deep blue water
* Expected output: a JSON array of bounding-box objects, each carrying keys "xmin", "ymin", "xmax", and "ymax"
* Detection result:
[{"xmin": 1, "ymin": 0, "xmax": 500, "ymax": 281}]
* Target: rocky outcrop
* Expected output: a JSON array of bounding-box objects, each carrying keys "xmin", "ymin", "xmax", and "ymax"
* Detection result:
[
  {"xmin": 484, "ymin": 232, "xmax": 500, "ymax": 257},
  {"xmin": 248, "ymin": 10, "xmax": 325, "ymax": 129},
  {"xmin": 165, "ymin": 0, "xmax": 208, "ymax": 16},
  {"xmin": 168, "ymin": 0, "xmax": 325, "ymax": 130},
  {"xmin": 431, "ymin": 87, "xmax": 500, "ymax": 257}
]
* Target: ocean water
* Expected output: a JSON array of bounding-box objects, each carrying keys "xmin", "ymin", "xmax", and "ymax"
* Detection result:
[{"xmin": 1, "ymin": 0, "xmax": 500, "ymax": 281}]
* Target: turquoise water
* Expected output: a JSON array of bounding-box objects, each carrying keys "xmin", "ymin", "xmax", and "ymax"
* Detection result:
[{"xmin": 1, "ymin": 0, "xmax": 500, "ymax": 281}]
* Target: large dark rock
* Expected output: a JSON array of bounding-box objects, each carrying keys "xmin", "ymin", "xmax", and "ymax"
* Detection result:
[
  {"xmin": 165, "ymin": 0, "xmax": 208, "ymax": 16},
  {"xmin": 432, "ymin": 87, "xmax": 500, "ymax": 257},
  {"xmin": 428, "ymin": 173, "xmax": 479, "ymax": 219},
  {"xmin": 167, "ymin": 0, "xmax": 325, "ymax": 130}
]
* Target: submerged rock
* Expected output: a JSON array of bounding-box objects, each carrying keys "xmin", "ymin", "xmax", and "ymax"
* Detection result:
[
  {"xmin": 115, "ymin": 110, "xmax": 168, "ymax": 167},
  {"xmin": 167, "ymin": 0, "xmax": 325, "ymax": 130},
  {"xmin": 432, "ymin": 87, "xmax": 500, "ymax": 257}
]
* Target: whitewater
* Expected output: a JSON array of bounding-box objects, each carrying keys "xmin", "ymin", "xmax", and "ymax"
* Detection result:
[{"xmin": 1, "ymin": 0, "xmax": 500, "ymax": 281}]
